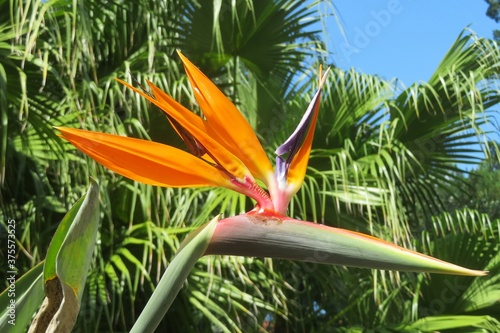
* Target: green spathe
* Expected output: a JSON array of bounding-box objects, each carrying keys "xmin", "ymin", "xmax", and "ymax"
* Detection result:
[{"xmin": 205, "ymin": 212, "xmax": 486, "ymax": 276}]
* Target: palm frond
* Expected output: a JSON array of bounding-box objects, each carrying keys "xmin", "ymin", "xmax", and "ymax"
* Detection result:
[{"xmin": 417, "ymin": 209, "xmax": 499, "ymax": 318}]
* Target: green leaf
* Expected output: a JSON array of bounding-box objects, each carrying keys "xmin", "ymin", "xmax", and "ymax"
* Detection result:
[
  {"xmin": 0, "ymin": 262, "xmax": 44, "ymax": 333},
  {"xmin": 55, "ymin": 179, "xmax": 100, "ymax": 299},
  {"xmin": 29, "ymin": 179, "xmax": 100, "ymax": 333},
  {"xmin": 400, "ymin": 315, "xmax": 500, "ymax": 332}
]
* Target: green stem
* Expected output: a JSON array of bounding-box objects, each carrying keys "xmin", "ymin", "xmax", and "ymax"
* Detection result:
[{"xmin": 130, "ymin": 216, "xmax": 219, "ymax": 333}]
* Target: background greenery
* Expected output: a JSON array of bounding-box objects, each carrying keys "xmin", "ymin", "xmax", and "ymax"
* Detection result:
[{"xmin": 1, "ymin": 0, "xmax": 499, "ymax": 331}]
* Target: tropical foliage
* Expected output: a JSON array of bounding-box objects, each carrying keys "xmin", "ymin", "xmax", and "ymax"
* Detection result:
[{"xmin": 1, "ymin": 0, "xmax": 499, "ymax": 332}]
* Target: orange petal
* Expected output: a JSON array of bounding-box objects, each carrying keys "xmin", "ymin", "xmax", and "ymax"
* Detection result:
[
  {"xmin": 177, "ymin": 51, "xmax": 274, "ymax": 185},
  {"xmin": 286, "ymin": 67, "xmax": 330, "ymax": 194},
  {"xmin": 115, "ymin": 78, "xmax": 251, "ymax": 182},
  {"xmin": 56, "ymin": 127, "xmax": 232, "ymax": 188}
]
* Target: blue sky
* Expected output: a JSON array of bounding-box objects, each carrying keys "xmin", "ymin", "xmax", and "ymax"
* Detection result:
[
  {"xmin": 320, "ymin": 1, "xmax": 499, "ymax": 166},
  {"xmin": 325, "ymin": 0, "xmax": 498, "ymax": 86}
]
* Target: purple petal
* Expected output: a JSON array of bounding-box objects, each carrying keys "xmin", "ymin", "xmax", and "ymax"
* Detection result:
[
  {"xmin": 275, "ymin": 90, "xmax": 321, "ymax": 157},
  {"xmin": 275, "ymin": 156, "xmax": 288, "ymax": 183},
  {"xmin": 274, "ymin": 67, "xmax": 330, "ymax": 183},
  {"xmin": 274, "ymin": 89, "xmax": 322, "ymax": 182}
]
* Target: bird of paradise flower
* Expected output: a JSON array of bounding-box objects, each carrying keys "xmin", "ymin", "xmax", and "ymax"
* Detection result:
[{"xmin": 56, "ymin": 52, "xmax": 486, "ymax": 332}]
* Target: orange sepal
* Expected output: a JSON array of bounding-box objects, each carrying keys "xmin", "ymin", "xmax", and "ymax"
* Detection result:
[
  {"xmin": 115, "ymin": 78, "xmax": 251, "ymax": 182},
  {"xmin": 56, "ymin": 127, "xmax": 232, "ymax": 188},
  {"xmin": 177, "ymin": 51, "xmax": 274, "ymax": 185}
]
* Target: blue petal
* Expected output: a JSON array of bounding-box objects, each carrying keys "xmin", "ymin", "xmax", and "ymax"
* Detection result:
[
  {"xmin": 275, "ymin": 156, "xmax": 288, "ymax": 184},
  {"xmin": 274, "ymin": 89, "xmax": 322, "ymax": 178}
]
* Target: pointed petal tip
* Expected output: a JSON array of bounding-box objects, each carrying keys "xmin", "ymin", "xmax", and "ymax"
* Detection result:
[
  {"xmin": 321, "ymin": 66, "xmax": 331, "ymax": 82},
  {"xmin": 176, "ymin": 50, "xmax": 188, "ymax": 61},
  {"xmin": 431, "ymin": 264, "xmax": 488, "ymax": 276},
  {"xmin": 55, "ymin": 126, "xmax": 73, "ymax": 137},
  {"xmin": 460, "ymin": 269, "xmax": 488, "ymax": 277},
  {"xmin": 176, "ymin": 51, "xmax": 191, "ymax": 67},
  {"xmin": 55, "ymin": 126, "xmax": 65, "ymax": 139}
]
